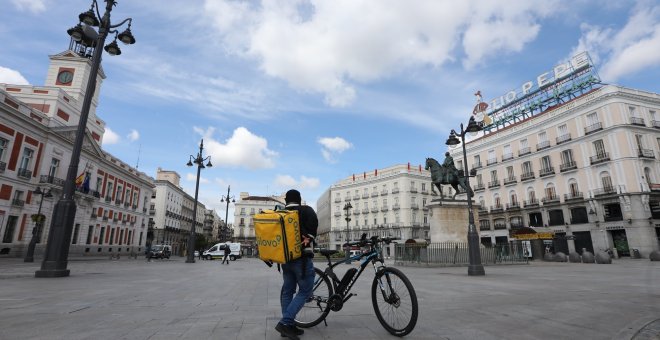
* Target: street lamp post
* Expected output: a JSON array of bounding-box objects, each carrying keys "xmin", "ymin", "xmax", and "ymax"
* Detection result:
[
  {"xmin": 36, "ymin": 0, "xmax": 135, "ymax": 278},
  {"xmin": 24, "ymin": 188, "xmax": 53, "ymax": 262},
  {"xmin": 185, "ymin": 139, "xmax": 212, "ymax": 263},
  {"xmin": 220, "ymin": 186, "xmax": 235, "ymax": 242},
  {"xmin": 343, "ymin": 202, "xmax": 352, "ymax": 261},
  {"xmin": 446, "ymin": 116, "xmax": 485, "ymax": 276}
]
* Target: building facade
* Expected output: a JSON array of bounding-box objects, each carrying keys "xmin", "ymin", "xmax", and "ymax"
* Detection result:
[
  {"xmin": 451, "ymin": 85, "xmax": 660, "ymax": 257},
  {"xmin": 0, "ymin": 51, "xmax": 154, "ymax": 258},
  {"xmin": 148, "ymin": 169, "xmax": 206, "ymax": 256},
  {"xmin": 317, "ymin": 164, "xmax": 435, "ymax": 257},
  {"xmin": 232, "ymin": 192, "xmax": 286, "ymax": 255}
]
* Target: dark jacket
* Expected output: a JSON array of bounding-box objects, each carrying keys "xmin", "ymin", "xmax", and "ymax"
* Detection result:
[
  {"xmin": 224, "ymin": 246, "xmax": 230, "ymax": 255},
  {"xmin": 285, "ymin": 203, "xmax": 318, "ymax": 244}
]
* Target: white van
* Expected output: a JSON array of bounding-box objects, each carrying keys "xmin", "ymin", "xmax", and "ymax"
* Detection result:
[{"xmin": 203, "ymin": 243, "xmax": 242, "ymax": 261}]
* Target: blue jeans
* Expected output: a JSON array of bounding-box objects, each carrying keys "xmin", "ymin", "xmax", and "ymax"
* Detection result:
[{"xmin": 280, "ymin": 256, "xmax": 314, "ymax": 326}]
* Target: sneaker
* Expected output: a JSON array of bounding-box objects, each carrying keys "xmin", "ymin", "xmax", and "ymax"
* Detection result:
[
  {"xmin": 280, "ymin": 325, "xmax": 304, "ymax": 337},
  {"xmin": 275, "ymin": 323, "xmax": 300, "ymax": 340}
]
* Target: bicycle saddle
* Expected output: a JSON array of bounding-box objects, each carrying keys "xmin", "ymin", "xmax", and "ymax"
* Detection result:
[{"xmin": 320, "ymin": 249, "xmax": 339, "ymax": 256}]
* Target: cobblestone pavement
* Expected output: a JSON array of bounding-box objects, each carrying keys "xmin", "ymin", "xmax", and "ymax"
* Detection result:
[{"xmin": 0, "ymin": 256, "xmax": 658, "ymax": 340}]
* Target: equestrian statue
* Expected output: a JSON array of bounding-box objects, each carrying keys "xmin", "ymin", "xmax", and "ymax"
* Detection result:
[{"xmin": 425, "ymin": 152, "xmax": 474, "ymax": 199}]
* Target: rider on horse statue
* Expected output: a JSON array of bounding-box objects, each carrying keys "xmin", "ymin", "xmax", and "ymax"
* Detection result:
[{"xmin": 442, "ymin": 152, "xmax": 459, "ymax": 184}]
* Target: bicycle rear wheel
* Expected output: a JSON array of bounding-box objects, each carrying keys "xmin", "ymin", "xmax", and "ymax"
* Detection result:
[
  {"xmin": 371, "ymin": 267, "xmax": 418, "ymax": 336},
  {"xmin": 295, "ymin": 267, "xmax": 333, "ymax": 328}
]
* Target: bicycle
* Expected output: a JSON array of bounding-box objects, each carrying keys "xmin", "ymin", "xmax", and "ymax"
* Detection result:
[{"xmin": 295, "ymin": 234, "xmax": 418, "ymax": 337}]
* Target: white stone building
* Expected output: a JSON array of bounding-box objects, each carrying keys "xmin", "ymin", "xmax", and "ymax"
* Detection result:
[
  {"xmin": 317, "ymin": 164, "xmax": 435, "ymax": 257},
  {"xmin": 232, "ymin": 192, "xmax": 286, "ymax": 255}
]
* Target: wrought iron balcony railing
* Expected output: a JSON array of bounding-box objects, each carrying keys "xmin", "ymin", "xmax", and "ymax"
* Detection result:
[
  {"xmin": 590, "ymin": 152, "xmax": 610, "ymax": 165},
  {"xmin": 584, "ymin": 122, "xmax": 602, "ymax": 135}
]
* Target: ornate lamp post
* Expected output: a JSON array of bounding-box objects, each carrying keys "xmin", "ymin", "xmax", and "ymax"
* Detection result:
[
  {"xmin": 343, "ymin": 202, "xmax": 352, "ymax": 261},
  {"xmin": 36, "ymin": 0, "xmax": 135, "ymax": 278},
  {"xmin": 220, "ymin": 186, "xmax": 235, "ymax": 242},
  {"xmin": 446, "ymin": 116, "xmax": 485, "ymax": 276},
  {"xmin": 185, "ymin": 139, "xmax": 212, "ymax": 263},
  {"xmin": 24, "ymin": 188, "xmax": 53, "ymax": 262}
]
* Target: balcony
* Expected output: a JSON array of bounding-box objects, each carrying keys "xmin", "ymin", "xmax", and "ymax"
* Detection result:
[
  {"xmin": 638, "ymin": 149, "xmax": 655, "ymax": 159},
  {"xmin": 490, "ymin": 205, "xmax": 504, "ymax": 213},
  {"xmin": 593, "ymin": 186, "xmax": 616, "ymax": 197},
  {"xmin": 518, "ymin": 147, "xmax": 531, "ymax": 156},
  {"xmin": 479, "ymin": 223, "xmax": 491, "ymax": 231},
  {"xmin": 362, "ymin": 193, "xmax": 369, "ymax": 198},
  {"xmin": 421, "ymin": 189, "xmax": 428, "ymax": 194},
  {"xmin": 334, "ymin": 211, "xmax": 341, "ymax": 217},
  {"xmin": 132, "ymin": 204, "xmax": 137, "ymax": 210},
  {"xmin": 91, "ymin": 212, "xmax": 97, "ymax": 218},
  {"xmin": 344, "ymin": 196, "xmax": 351, "ymax": 202},
  {"xmin": 488, "ymin": 180, "xmax": 500, "ymax": 188},
  {"xmin": 352, "ymin": 195, "xmax": 360, "ymax": 200},
  {"xmin": 472, "ymin": 161, "xmax": 483, "ymax": 169},
  {"xmin": 124, "ymin": 202, "xmax": 130, "ymax": 208},
  {"xmin": 502, "ymin": 153, "xmax": 514, "ymax": 161},
  {"xmin": 115, "ymin": 199, "xmax": 121, "ymax": 205},
  {"xmin": 541, "ymin": 195, "xmax": 560, "ymax": 204},
  {"xmin": 371, "ymin": 192, "xmax": 379, "ymax": 197},
  {"xmin": 590, "ymin": 152, "xmax": 610, "ymax": 165},
  {"xmin": 473, "ymin": 183, "xmax": 485, "ymax": 192},
  {"xmin": 503, "ymin": 176, "xmax": 517, "ymax": 185},
  {"xmin": 494, "ymin": 223, "xmax": 507, "ymax": 230},
  {"xmin": 653, "ymin": 120, "xmax": 660, "ymax": 128},
  {"xmin": 39, "ymin": 175, "xmax": 65, "ymax": 186},
  {"xmin": 17, "ymin": 168, "xmax": 32, "ymax": 180},
  {"xmin": 92, "ymin": 191, "xmax": 101, "ymax": 198},
  {"xmin": 630, "ymin": 117, "xmax": 645, "ymax": 126},
  {"xmin": 105, "ymin": 196, "xmax": 112, "ymax": 203},
  {"xmin": 563, "ymin": 192, "xmax": 584, "ymax": 201},
  {"xmin": 523, "ymin": 199, "xmax": 539, "ymax": 207},
  {"xmin": 478, "ymin": 206, "xmax": 489, "ymax": 213},
  {"xmin": 521, "ymin": 172, "xmax": 535, "ymax": 181},
  {"xmin": 536, "ymin": 141, "xmax": 551, "ymax": 151},
  {"xmin": 391, "ymin": 188, "xmax": 400, "ymax": 194},
  {"xmin": 556, "ymin": 134, "xmax": 572, "ymax": 145},
  {"xmin": 410, "ymin": 188, "xmax": 418, "ymax": 193},
  {"xmin": 0, "ymin": 161, "xmax": 5, "ymax": 172},
  {"xmin": 584, "ymin": 122, "xmax": 603, "ymax": 135},
  {"xmin": 143, "ymin": 208, "xmax": 147, "ymax": 213},
  {"xmin": 370, "ymin": 207, "xmax": 379, "ymax": 213},
  {"xmin": 381, "ymin": 206, "xmax": 389, "ymax": 212},
  {"xmin": 411, "ymin": 203, "xmax": 419, "ymax": 210},
  {"xmin": 539, "ymin": 167, "xmax": 555, "ymax": 178},
  {"xmin": 334, "ymin": 197, "xmax": 341, "ymax": 203},
  {"xmin": 353, "ymin": 210, "xmax": 360, "ymax": 215},
  {"xmin": 11, "ymin": 198, "xmax": 25, "ymax": 207},
  {"xmin": 102, "ymin": 215, "xmax": 108, "ymax": 221},
  {"xmin": 392, "ymin": 204, "xmax": 400, "ymax": 210},
  {"xmin": 362, "ymin": 208, "xmax": 369, "ymax": 214},
  {"xmin": 560, "ymin": 161, "xmax": 577, "ymax": 172},
  {"xmin": 487, "ymin": 158, "xmax": 498, "ymax": 166}
]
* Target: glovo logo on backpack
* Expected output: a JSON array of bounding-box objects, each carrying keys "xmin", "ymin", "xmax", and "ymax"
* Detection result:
[{"xmin": 256, "ymin": 234, "xmax": 282, "ymax": 248}]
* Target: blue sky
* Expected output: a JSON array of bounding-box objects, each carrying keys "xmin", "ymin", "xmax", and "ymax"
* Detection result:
[{"xmin": 1, "ymin": 0, "xmax": 660, "ymax": 221}]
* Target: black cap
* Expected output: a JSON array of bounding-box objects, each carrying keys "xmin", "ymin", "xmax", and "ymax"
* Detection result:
[{"xmin": 285, "ymin": 189, "xmax": 301, "ymax": 204}]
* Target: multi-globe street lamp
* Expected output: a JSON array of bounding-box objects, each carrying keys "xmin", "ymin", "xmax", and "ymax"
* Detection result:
[
  {"xmin": 343, "ymin": 202, "xmax": 352, "ymax": 261},
  {"xmin": 186, "ymin": 139, "xmax": 212, "ymax": 263},
  {"xmin": 36, "ymin": 0, "xmax": 135, "ymax": 278},
  {"xmin": 24, "ymin": 187, "xmax": 53, "ymax": 262},
  {"xmin": 446, "ymin": 116, "xmax": 485, "ymax": 276},
  {"xmin": 220, "ymin": 186, "xmax": 235, "ymax": 242}
]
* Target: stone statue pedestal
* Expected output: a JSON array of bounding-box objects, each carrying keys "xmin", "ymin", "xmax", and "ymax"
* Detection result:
[{"xmin": 428, "ymin": 199, "xmax": 479, "ymax": 243}]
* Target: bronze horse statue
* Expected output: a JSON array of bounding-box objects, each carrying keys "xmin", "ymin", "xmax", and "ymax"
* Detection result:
[{"xmin": 425, "ymin": 157, "xmax": 474, "ymax": 199}]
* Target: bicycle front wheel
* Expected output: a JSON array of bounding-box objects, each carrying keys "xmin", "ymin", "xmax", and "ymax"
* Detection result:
[
  {"xmin": 371, "ymin": 267, "xmax": 418, "ymax": 336},
  {"xmin": 295, "ymin": 267, "xmax": 333, "ymax": 328}
]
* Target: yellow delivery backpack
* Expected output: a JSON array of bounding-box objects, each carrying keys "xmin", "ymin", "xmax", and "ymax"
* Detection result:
[{"xmin": 254, "ymin": 209, "xmax": 302, "ymax": 264}]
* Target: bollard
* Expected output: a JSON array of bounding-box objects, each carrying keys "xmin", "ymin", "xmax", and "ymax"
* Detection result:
[
  {"xmin": 581, "ymin": 251, "xmax": 595, "ymax": 263},
  {"xmin": 568, "ymin": 252, "xmax": 581, "ymax": 263},
  {"xmin": 553, "ymin": 252, "xmax": 568, "ymax": 262},
  {"xmin": 595, "ymin": 251, "xmax": 612, "ymax": 264},
  {"xmin": 650, "ymin": 250, "xmax": 660, "ymax": 261}
]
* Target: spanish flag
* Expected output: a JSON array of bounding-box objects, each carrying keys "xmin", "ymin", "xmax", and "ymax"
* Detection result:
[{"xmin": 75, "ymin": 171, "xmax": 85, "ymax": 187}]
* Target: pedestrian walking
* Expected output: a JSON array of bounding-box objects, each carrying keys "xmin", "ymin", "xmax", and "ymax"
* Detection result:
[
  {"xmin": 275, "ymin": 189, "xmax": 318, "ymax": 340},
  {"xmin": 222, "ymin": 244, "xmax": 231, "ymax": 265}
]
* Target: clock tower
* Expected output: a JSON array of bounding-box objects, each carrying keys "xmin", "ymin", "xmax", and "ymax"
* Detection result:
[{"xmin": 45, "ymin": 50, "xmax": 106, "ymax": 116}]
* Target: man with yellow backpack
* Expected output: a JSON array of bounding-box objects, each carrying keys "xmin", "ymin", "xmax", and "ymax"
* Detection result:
[{"xmin": 274, "ymin": 189, "xmax": 318, "ymax": 340}]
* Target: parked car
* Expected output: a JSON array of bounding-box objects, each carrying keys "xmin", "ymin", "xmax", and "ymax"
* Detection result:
[
  {"xmin": 148, "ymin": 245, "xmax": 171, "ymax": 259},
  {"xmin": 203, "ymin": 243, "xmax": 242, "ymax": 261},
  {"xmin": 194, "ymin": 250, "xmax": 200, "ymax": 258}
]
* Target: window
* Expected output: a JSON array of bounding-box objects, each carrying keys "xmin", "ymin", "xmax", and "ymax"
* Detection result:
[
  {"xmin": 71, "ymin": 224, "xmax": 80, "ymax": 244},
  {"xmin": 635, "ymin": 134, "xmax": 644, "ymax": 151},
  {"xmin": 109, "ymin": 228, "xmax": 115, "ymax": 245},
  {"xmin": 506, "ymin": 166, "xmax": 514, "ymax": 179},
  {"xmin": 473, "ymin": 154, "xmax": 481, "ymax": 166},
  {"xmin": 603, "ymin": 203, "xmax": 623, "ymax": 221},
  {"xmin": 629, "ymin": 106, "xmax": 638, "ymax": 118},
  {"xmin": 558, "ymin": 124, "xmax": 568, "ymax": 136},
  {"xmin": 47, "ymin": 158, "xmax": 60, "ymax": 177},
  {"xmin": 520, "ymin": 139, "xmax": 528, "ymax": 149},
  {"xmin": 99, "ymin": 227, "xmax": 105, "ymax": 244},
  {"xmin": 538, "ymin": 131, "xmax": 547, "ymax": 142},
  {"xmin": 561, "ymin": 149, "xmax": 574, "ymax": 164},
  {"xmin": 548, "ymin": 210, "xmax": 564, "ymax": 226},
  {"xmin": 0, "ymin": 138, "xmax": 7, "ymax": 161},
  {"xmin": 545, "ymin": 185, "xmax": 556, "ymax": 199},
  {"xmin": 106, "ymin": 182, "xmax": 113, "ymax": 198},
  {"xmin": 594, "ymin": 139, "xmax": 606, "ymax": 156},
  {"xmin": 476, "ymin": 174, "xmax": 483, "ymax": 185},
  {"xmin": 19, "ymin": 148, "xmax": 33, "ymax": 170},
  {"xmin": 503, "ymin": 144, "xmax": 512, "ymax": 160},
  {"xmin": 490, "ymin": 170, "xmax": 498, "ymax": 182},
  {"xmin": 601, "ymin": 174, "xmax": 613, "ymax": 190},
  {"xmin": 541, "ymin": 156, "xmax": 552, "ymax": 169},
  {"xmin": 421, "ymin": 183, "xmax": 426, "ymax": 191},
  {"xmin": 522, "ymin": 161, "xmax": 533, "ymax": 174},
  {"xmin": 569, "ymin": 181, "xmax": 580, "ymax": 196},
  {"xmin": 2, "ymin": 216, "xmax": 18, "ymax": 243},
  {"xmin": 586, "ymin": 112, "xmax": 599, "ymax": 125},
  {"xmin": 86, "ymin": 226, "xmax": 94, "ymax": 244}
]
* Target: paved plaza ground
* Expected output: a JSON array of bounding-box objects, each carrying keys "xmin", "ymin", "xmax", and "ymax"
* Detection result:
[{"xmin": 0, "ymin": 256, "xmax": 658, "ymax": 340}]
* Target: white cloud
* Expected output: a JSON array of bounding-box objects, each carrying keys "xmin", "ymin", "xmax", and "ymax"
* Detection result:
[
  {"xmin": 10, "ymin": 0, "xmax": 46, "ymax": 14},
  {"xmin": 0, "ymin": 66, "xmax": 29, "ymax": 85},
  {"xmin": 318, "ymin": 136, "xmax": 352, "ymax": 163},
  {"xmin": 571, "ymin": 4, "xmax": 660, "ymax": 82},
  {"xmin": 203, "ymin": 0, "xmax": 557, "ymax": 106},
  {"xmin": 102, "ymin": 127, "xmax": 120, "ymax": 145},
  {"xmin": 275, "ymin": 175, "xmax": 320, "ymax": 189},
  {"xmin": 194, "ymin": 126, "xmax": 277, "ymax": 169},
  {"xmin": 126, "ymin": 129, "xmax": 140, "ymax": 142},
  {"xmin": 186, "ymin": 173, "xmax": 210, "ymax": 184}
]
